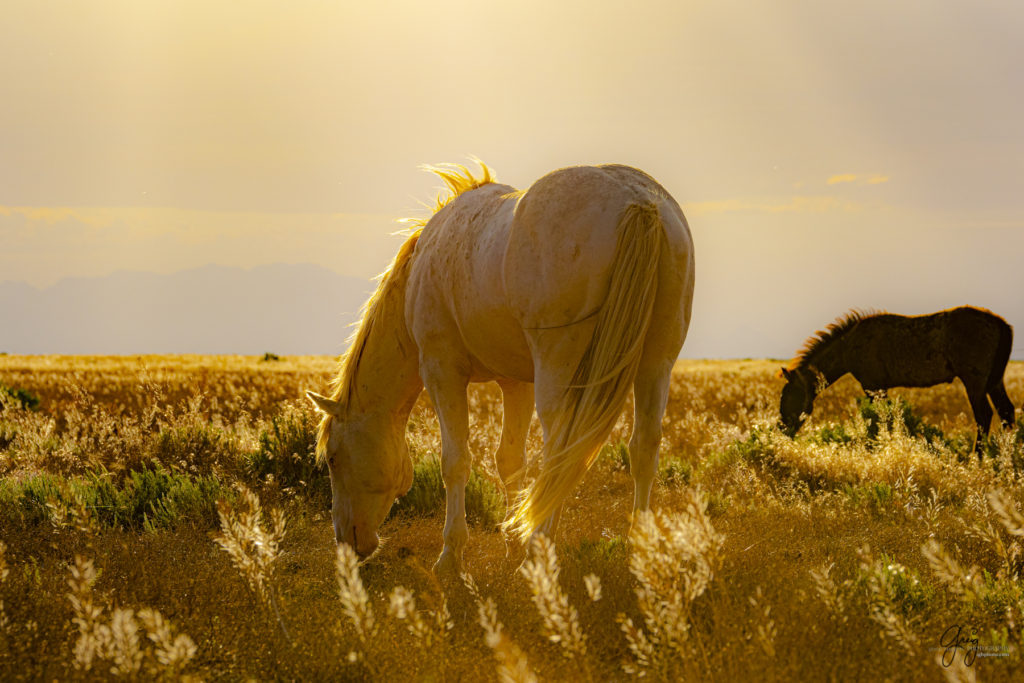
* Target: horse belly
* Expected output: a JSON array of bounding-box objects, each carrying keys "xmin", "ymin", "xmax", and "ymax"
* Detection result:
[
  {"xmin": 459, "ymin": 316, "xmax": 534, "ymax": 382},
  {"xmin": 889, "ymin": 351, "xmax": 953, "ymax": 389},
  {"xmin": 853, "ymin": 321, "xmax": 955, "ymax": 389}
]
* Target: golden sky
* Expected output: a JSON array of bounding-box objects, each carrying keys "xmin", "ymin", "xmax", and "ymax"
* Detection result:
[{"xmin": 1, "ymin": 0, "xmax": 1022, "ymax": 356}]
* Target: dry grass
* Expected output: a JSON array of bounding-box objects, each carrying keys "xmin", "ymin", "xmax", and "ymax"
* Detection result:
[{"xmin": 0, "ymin": 354, "xmax": 1022, "ymax": 680}]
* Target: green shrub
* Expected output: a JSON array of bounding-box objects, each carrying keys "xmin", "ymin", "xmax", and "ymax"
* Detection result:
[
  {"xmin": 856, "ymin": 396, "xmax": 945, "ymax": 444},
  {"xmin": 564, "ymin": 536, "xmax": 631, "ymax": 593},
  {"xmin": 841, "ymin": 482, "xmax": 895, "ymax": 514},
  {"xmin": 389, "ymin": 454, "xmax": 505, "ymax": 529},
  {"xmin": 815, "ymin": 423, "xmax": 854, "ymax": 445},
  {"xmin": 598, "ymin": 440, "xmax": 630, "ymax": 472},
  {"xmin": 978, "ymin": 418, "xmax": 1024, "ymax": 465},
  {"xmin": 0, "ymin": 384, "xmax": 40, "ymax": 412},
  {"xmin": 727, "ymin": 428, "xmax": 777, "ymax": 466},
  {"xmin": 0, "ymin": 418, "xmax": 17, "ymax": 451},
  {"xmin": 659, "ymin": 457, "xmax": 692, "ymax": 485},
  {"xmin": 150, "ymin": 418, "xmax": 240, "ymax": 477},
  {"xmin": 0, "ymin": 472, "xmax": 65, "ymax": 525},
  {"xmin": 245, "ymin": 404, "xmax": 330, "ymax": 504},
  {"xmin": 568, "ymin": 536, "xmax": 628, "ymax": 567},
  {"xmin": 390, "ymin": 455, "xmax": 444, "ymax": 519},
  {"xmin": 856, "ymin": 552, "xmax": 933, "ymax": 616},
  {"xmin": 99, "ymin": 466, "xmax": 228, "ymax": 530},
  {"xmin": 143, "ymin": 473, "xmax": 227, "ymax": 531},
  {"xmin": 976, "ymin": 574, "xmax": 1024, "ymax": 625},
  {"xmin": 0, "ymin": 465, "xmax": 227, "ymax": 531}
]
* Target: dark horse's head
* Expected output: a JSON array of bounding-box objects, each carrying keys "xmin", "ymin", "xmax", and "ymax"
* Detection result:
[{"xmin": 778, "ymin": 366, "xmax": 819, "ymax": 437}]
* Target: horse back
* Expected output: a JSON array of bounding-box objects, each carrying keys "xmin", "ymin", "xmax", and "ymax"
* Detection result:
[
  {"xmin": 405, "ymin": 182, "xmax": 535, "ymax": 381},
  {"xmin": 503, "ymin": 164, "xmax": 692, "ymax": 332},
  {"xmin": 848, "ymin": 307, "xmax": 1010, "ymax": 389}
]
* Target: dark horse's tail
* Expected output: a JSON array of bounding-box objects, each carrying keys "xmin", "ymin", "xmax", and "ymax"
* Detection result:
[{"xmin": 990, "ymin": 319, "xmax": 1013, "ymax": 390}]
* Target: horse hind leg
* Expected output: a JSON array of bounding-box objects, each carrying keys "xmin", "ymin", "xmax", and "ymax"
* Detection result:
[
  {"xmin": 987, "ymin": 381, "xmax": 1016, "ymax": 429},
  {"xmin": 495, "ymin": 380, "xmax": 534, "ymax": 513},
  {"xmin": 525, "ymin": 368, "xmax": 577, "ymax": 544},
  {"xmin": 628, "ymin": 358, "xmax": 674, "ymax": 533},
  {"xmin": 531, "ymin": 505, "xmax": 564, "ymax": 539},
  {"xmin": 963, "ymin": 380, "xmax": 995, "ymax": 460},
  {"xmin": 627, "ymin": 233, "xmax": 689, "ymax": 533},
  {"xmin": 520, "ymin": 329, "xmax": 602, "ymax": 543},
  {"xmin": 986, "ymin": 321, "xmax": 1015, "ymax": 429}
]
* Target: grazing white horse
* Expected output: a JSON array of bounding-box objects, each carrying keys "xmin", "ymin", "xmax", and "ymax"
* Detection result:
[{"xmin": 307, "ymin": 161, "xmax": 694, "ymax": 573}]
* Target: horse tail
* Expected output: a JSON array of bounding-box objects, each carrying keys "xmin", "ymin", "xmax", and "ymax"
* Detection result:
[
  {"xmin": 988, "ymin": 315, "xmax": 1014, "ymax": 391},
  {"xmin": 504, "ymin": 202, "xmax": 665, "ymax": 541}
]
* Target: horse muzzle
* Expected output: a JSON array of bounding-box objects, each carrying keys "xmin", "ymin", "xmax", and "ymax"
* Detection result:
[{"xmin": 341, "ymin": 525, "xmax": 380, "ymax": 559}]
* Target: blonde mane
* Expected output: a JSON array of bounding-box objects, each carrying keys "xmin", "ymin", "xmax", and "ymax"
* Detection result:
[
  {"xmin": 400, "ymin": 160, "xmax": 496, "ymax": 230},
  {"xmin": 315, "ymin": 160, "xmax": 495, "ymax": 463}
]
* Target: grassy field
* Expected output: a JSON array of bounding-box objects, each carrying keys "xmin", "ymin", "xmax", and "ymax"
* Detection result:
[{"xmin": 1, "ymin": 354, "xmax": 1023, "ymax": 681}]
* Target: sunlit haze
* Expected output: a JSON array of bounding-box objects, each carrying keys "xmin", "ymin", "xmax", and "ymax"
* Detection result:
[{"xmin": 2, "ymin": 0, "xmax": 1022, "ymax": 357}]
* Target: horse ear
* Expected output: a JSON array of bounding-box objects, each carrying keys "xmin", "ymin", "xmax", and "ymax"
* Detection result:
[{"xmin": 306, "ymin": 390, "xmax": 342, "ymax": 417}]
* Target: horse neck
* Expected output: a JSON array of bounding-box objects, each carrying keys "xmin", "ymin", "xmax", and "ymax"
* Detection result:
[
  {"xmin": 346, "ymin": 291, "xmax": 423, "ymax": 426},
  {"xmin": 805, "ymin": 338, "xmax": 847, "ymax": 388}
]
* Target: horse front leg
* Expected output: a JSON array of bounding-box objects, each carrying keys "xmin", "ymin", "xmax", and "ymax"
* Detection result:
[{"xmin": 421, "ymin": 362, "xmax": 471, "ymax": 576}]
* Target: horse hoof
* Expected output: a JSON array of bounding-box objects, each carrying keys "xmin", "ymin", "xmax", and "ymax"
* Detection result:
[{"xmin": 432, "ymin": 551, "xmax": 461, "ymax": 577}]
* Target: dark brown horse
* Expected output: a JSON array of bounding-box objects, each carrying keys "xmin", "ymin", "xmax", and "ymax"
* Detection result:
[{"xmin": 779, "ymin": 307, "xmax": 1015, "ymax": 449}]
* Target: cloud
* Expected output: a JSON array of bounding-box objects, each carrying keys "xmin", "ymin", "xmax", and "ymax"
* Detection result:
[
  {"xmin": 826, "ymin": 174, "xmax": 890, "ymax": 186},
  {"xmin": 0, "ymin": 205, "xmax": 403, "ymax": 287},
  {"xmin": 0, "ymin": 206, "xmax": 88, "ymax": 224}
]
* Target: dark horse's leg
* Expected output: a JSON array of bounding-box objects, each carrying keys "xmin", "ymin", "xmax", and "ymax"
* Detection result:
[
  {"xmin": 985, "ymin": 320, "xmax": 1015, "ymax": 431},
  {"xmin": 963, "ymin": 381, "xmax": 994, "ymax": 461},
  {"xmin": 988, "ymin": 381, "xmax": 1016, "ymax": 430}
]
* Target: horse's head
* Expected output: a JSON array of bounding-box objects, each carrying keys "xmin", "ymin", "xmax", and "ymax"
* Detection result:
[
  {"xmin": 306, "ymin": 391, "xmax": 414, "ymax": 559},
  {"xmin": 778, "ymin": 366, "xmax": 817, "ymax": 437}
]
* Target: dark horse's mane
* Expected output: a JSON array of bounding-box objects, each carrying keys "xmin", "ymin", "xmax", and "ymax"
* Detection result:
[{"xmin": 788, "ymin": 309, "xmax": 883, "ymax": 370}]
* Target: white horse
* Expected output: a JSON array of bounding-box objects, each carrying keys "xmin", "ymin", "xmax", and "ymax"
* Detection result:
[{"xmin": 307, "ymin": 161, "xmax": 694, "ymax": 573}]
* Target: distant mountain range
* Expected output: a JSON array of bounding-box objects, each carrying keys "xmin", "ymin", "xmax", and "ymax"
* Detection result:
[
  {"xmin": 0, "ymin": 264, "xmax": 375, "ymax": 355},
  {"xmin": 4, "ymin": 264, "xmax": 1022, "ymax": 360}
]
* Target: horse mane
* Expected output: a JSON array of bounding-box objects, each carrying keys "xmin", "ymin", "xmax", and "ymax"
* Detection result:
[
  {"xmin": 788, "ymin": 309, "xmax": 881, "ymax": 370},
  {"xmin": 315, "ymin": 160, "xmax": 495, "ymax": 463},
  {"xmin": 399, "ymin": 160, "xmax": 496, "ymax": 231}
]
